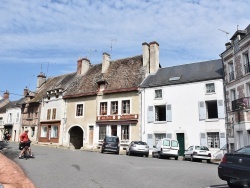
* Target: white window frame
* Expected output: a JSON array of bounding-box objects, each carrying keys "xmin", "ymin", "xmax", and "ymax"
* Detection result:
[
  {"xmin": 155, "ymin": 89, "xmax": 162, "ymax": 99},
  {"xmin": 207, "ymin": 132, "xmax": 220, "ymax": 148},
  {"xmin": 76, "ymin": 103, "xmax": 84, "ymax": 117},
  {"xmin": 50, "ymin": 125, "xmax": 58, "ymax": 138},
  {"xmin": 205, "ymin": 83, "xmax": 215, "ymax": 93},
  {"xmin": 41, "ymin": 126, "xmax": 47, "ymax": 137},
  {"xmin": 122, "ymin": 100, "xmax": 130, "ymax": 114}
]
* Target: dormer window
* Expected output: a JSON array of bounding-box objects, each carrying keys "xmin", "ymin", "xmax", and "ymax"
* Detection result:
[
  {"xmin": 206, "ymin": 83, "xmax": 215, "ymax": 93},
  {"xmin": 155, "ymin": 89, "xmax": 162, "ymax": 99}
]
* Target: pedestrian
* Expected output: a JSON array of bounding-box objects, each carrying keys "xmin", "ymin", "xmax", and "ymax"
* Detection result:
[
  {"xmin": 3, "ymin": 129, "xmax": 10, "ymax": 143},
  {"xmin": 19, "ymin": 128, "xmax": 32, "ymax": 158}
]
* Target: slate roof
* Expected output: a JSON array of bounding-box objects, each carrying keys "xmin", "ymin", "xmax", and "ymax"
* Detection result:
[
  {"xmin": 29, "ymin": 72, "xmax": 77, "ymax": 103},
  {"xmin": 140, "ymin": 59, "xmax": 223, "ymax": 88},
  {"xmin": 64, "ymin": 55, "xmax": 145, "ymax": 98}
]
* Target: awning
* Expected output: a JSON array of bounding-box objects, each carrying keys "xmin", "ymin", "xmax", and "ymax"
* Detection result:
[{"xmin": 96, "ymin": 120, "xmax": 138, "ymax": 125}]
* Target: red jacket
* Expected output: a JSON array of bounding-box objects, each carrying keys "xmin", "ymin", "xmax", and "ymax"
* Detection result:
[{"xmin": 20, "ymin": 132, "xmax": 29, "ymax": 142}]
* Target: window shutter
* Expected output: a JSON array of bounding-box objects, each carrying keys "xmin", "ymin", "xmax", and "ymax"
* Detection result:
[
  {"xmin": 166, "ymin": 133, "xmax": 172, "ymax": 139},
  {"xmin": 217, "ymin": 100, "xmax": 225, "ymax": 119},
  {"xmin": 147, "ymin": 106, "xmax": 154, "ymax": 123},
  {"xmin": 220, "ymin": 132, "xmax": 226, "ymax": 149},
  {"xmin": 147, "ymin": 134, "xmax": 154, "ymax": 149},
  {"xmin": 199, "ymin": 101, "xmax": 206, "ymax": 120},
  {"xmin": 200, "ymin": 133, "xmax": 207, "ymax": 146},
  {"xmin": 166, "ymin": 104, "xmax": 172, "ymax": 122}
]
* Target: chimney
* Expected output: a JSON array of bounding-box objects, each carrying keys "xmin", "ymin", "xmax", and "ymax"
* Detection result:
[
  {"xmin": 3, "ymin": 90, "xmax": 9, "ymax": 99},
  {"xmin": 102, "ymin": 52, "xmax": 110, "ymax": 74},
  {"xmin": 23, "ymin": 87, "xmax": 28, "ymax": 97},
  {"xmin": 77, "ymin": 58, "xmax": 90, "ymax": 75},
  {"xmin": 225, "ymin": 42, "xmax": 231, "ymax": 49},
  {"xmin": 142, "ymin": 42, "xmax": 150, "ymax": 75},
  {"xmin": 37, "ymin": 72, "xmax": 46, "ymax": 90},
  {"xmin": 149, "ymin": 41, "xmax": 160, "ymax": 74}
]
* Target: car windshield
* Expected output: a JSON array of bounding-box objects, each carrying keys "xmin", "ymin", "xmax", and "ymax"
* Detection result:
[
  {"xmin": 134, "ymin": 141, "xmax": 147, "ymax": 145},
  {"xmin": 195, "ymin": 146, "xmax": 209, "ymax": 151},
  {"xmin": 235, "ymin": 147, "xmax": 250, "ymax": 154},
  {"xmin": 106, "ymin": 137, "xmax": 118, "ymax": 142},
  {"xmin": 163, "ymin": 140, "xmax": 170, "ymax": 146}
]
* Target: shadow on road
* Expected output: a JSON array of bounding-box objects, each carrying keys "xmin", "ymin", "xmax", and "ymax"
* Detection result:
[
  {"xmin": 209, "ymin": 184, "xmax": 228, "ymax": 188},
  {"xmin": 0, "ymin": 141, "xmax": 20, "ymax": 160}
]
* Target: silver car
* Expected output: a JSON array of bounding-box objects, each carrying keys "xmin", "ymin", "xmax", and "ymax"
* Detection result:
[
  {"xmin": 126, "ymin": 141, "xmax": 149, "ymax": 157},
  {"xmin": 183, "ymin": 145, "xmax": 211, "ymax": 163}
]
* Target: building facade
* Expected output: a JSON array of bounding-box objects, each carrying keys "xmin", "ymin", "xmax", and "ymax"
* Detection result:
[
  {"xmin": 140, "ymin": 59, "xmax": 226, "ymax": 157},
  {"xmin": 221, "ymin": 24, "xmax": 250, "ymax": 151}
]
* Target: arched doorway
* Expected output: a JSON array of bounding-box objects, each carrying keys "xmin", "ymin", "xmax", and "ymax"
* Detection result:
[{"xmin": 69, "ymin": 126, "xmax": 84, "ymax": 149}]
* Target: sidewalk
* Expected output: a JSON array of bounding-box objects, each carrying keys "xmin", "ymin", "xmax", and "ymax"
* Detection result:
[{"xmin": 0, "ymin": 141, "xmax": 35, "ymax": 188}]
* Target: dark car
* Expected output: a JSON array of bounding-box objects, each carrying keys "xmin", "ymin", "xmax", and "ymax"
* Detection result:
[
  {"xmin": 101, "ymin": 136, "xmax": 120, "ymax": 154},
  {"xmin": 126, "ymin": 141, "xmax": 149, "ymax": 157},
  {"xmin": 218, "ymin": 145, "xmax": 250, "ymax": 188}
]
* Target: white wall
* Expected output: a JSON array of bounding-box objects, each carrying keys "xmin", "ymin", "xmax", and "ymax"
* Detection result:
[{"xmin": 141, "ymin": 79, "xmax": 226, "ymax": 157}]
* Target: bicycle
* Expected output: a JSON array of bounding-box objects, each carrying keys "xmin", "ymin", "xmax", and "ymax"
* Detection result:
[{"xmin": 19, "ymin": 141, "xmax": 34, "ymax": 160}]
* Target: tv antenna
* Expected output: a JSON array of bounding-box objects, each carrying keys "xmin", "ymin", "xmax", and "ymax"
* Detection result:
[
  {"xmin": 218, "ymin": 29, "xmax": 229, "ymax": 42},
  {"xmin": 110, "ymin": 38, "xmax": 116, "ymax": 53}
]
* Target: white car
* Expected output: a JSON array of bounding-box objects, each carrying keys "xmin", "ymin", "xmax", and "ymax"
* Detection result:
[
  {"xmin": 152, "ymin": 138, "xmax": 179, "ymax": 160},
  {"xmin": 183, "ymin": 145, "xmax": 211, "ymax": 163}
]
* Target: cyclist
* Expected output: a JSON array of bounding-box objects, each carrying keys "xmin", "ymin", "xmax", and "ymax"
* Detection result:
[{"xmin": 19, "ymin": 128, "xmax": 32, "ymax": 159}]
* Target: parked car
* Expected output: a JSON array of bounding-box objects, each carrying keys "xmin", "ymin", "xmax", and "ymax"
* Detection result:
[
  {"xmin": 183, "ymin": 145, "xmax": 211, "ymax": 163},
  {"xmin": 126, "ymin": 141, "xmax": 149, "ymax": 157},
  {"xmin": 218, "ymin": 145, "xmax": 250, "ymax": 188},
  {"xmin": 101, "ymin": 135, "xmax": 120, "ymax": 154},
  {"xmin": 152, "ymin": 138, "xmax": 179, "ymax": 160}
]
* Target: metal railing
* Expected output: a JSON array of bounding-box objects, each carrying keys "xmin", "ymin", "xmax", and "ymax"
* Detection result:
[{"xmin": 232, "ymin": 97, "xmax": 250, "ymax": 111}]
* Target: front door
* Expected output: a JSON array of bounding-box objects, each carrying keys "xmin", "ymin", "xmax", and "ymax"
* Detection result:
[
  {"xmin": 111, "ymin": 125, "xmax": 117, "ymax": 136},
  {"xmin": 177, "ymin": 133, "xmax": 185, "ymax": 156}
]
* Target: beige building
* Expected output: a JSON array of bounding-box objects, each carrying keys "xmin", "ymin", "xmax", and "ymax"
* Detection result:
[{"xmin": 63, "ymin": 42, "xmax": 160, "ymax": 149}]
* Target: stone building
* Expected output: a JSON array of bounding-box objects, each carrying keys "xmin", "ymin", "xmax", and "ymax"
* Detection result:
[{"xmin": 220, "ymin": 24, "xmax": 250, "ymax": 151}]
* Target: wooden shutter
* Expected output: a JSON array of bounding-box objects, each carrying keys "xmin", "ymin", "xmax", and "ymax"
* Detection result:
[
  {"xmin": 147, "ymin": 106, "xmax": 154, "ymax": 123},
  {"xmin": 217, "ymin": 100, "xmax": 225, "ymax": 119},
  {"xmin": 47, "ymin": 109, "xmax": 51, "ymax": 120},
  {"xmin": 147, "ymin": 134, "xmax": 153, "ymax": 149},
  {"xmin": 52, "ymin": 108, "xmax": 56, "ymax": 119},
  {"xmin": 220, "ymin": 132, "xmax": 226, "ymax": 149},
  {"xmin": 199, "ymin": 101, "xmax": 206, "ymax": 120},
  {"xmin": 200, "ymin": 133, "xmax": 207, "ymax": 146},
  {"xmin": 166, "ymin": 104, "xmax": 172, "ymax": 122}
]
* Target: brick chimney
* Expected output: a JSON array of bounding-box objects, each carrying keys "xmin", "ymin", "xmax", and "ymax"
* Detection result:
[
  {"xmin": 142, "ymin": 42, "xmax": 150, "ymax": 75},
  {"xmin": 3, "ymin": 90, "xmax": 9, "ymax": 99},
  {"xmin": 77, "ymin": 58, "xmax": 90, "ymax": 75},
  {"xmin": 102, "ymin": 52, "xmax": 110, "ymax": 74},
  {"xmin": 23, "ymin": 87, "xmax": 29, "ymax": 97},
  {"xmin": 149, "ymin": 41, "xmax": 160, "ymax": 74},
  {"xmin": 37, "ymin": 72, "xmax": 46, "ymax": 90}
]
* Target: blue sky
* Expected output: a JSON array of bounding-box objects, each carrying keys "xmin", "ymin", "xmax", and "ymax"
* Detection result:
[{"xmin": 0, "ymin": 0, "xmax": 250, "ymax": 101}]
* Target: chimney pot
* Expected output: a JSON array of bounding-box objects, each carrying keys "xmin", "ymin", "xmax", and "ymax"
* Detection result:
[
  {"xmin": 102, "ymin": 52, "xmax": 110, "ymax": 73},
  {"xmin": 3, "ymin": 90, "xmax": 9, "ymax": 99}
]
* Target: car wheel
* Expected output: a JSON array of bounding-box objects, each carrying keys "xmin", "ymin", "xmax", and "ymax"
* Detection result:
[
  {"xmin": 191, "ymin": 155, "xmax": 195, "ymax": 162},
  {"xmin": 152, "ymin": 152, "xmax": 155, "ymax": 158},
  {"xmin": 145, "ymin": 154, "xmax": 149, "ymax": 157},
  {"xmin": 116, "ymin": 151, "xmax": 119, "ymax": 155},
  {"xmin": 101, "ymin": 149, "xmax": 104, "ymax": 153},
  {"xmin": 227, "ymin": 181, "xmax": 240, "ymax": 188},
  {"xmin": 183, "ymin": 155, "xmax": 186, "ymax": 160},
  {"xmin": 128, "ymin": 150, "xmax": 131, "ymax": 156},
  {"xmin": 207, "ymin": 159, "xmax": 211, "ymax": 163},
  {"xmin": 158, "ymin": 152, "xmax": 161, "ymax": 159},
  {"xmin": 175, "ymin": 157, "xmax": 178, "ymax": 160}
]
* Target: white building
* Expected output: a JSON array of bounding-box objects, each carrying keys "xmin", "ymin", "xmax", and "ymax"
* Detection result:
[{"xmin": 140, "ymin": 59, "xmax": 226, "ymax": 158}]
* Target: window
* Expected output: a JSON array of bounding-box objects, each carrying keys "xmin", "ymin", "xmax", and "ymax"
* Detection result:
[
  {"xmin": 50, "ymin": 125, "xmax": 58, "ymax": 138},
  {"xmin": 41, "ymin": 126, "xmax": 47, "ymax": 137},
  {"xmin": 111, "ymin": 101, "xmax": 118, "ymax": 114},
  {"xmin": 99, "ymin": 126, "xmax": 106, "ymax": 140},
  {"xmin": 8, "ymin": 113, "xmax": 12, "ymax": 123},
  {"xmin": 206, "ymin": 83, "xmax": 215, "ymax": 93},
  {"xmin": 76, "ymin": 104, "xmax": 83, "ymax": 116},
  {"xmin": 155, "ymin": 89, "xmax": 162, "ymax": 98},
  {"xmin": 31, "ymin": 127, "xmax": 35, "ymax": 137},
  {"xmin": 16, "ymin": 112, "xmax": 19, "ymax": 123},
  {"xmin": 47, "ymin": 109, "xmax": 51, "ymax": 120},
  {"xmin": 243, "ymin": 52, "xmax": 250, "ymax": 74},
  {"xmin": 206, "ymin": 100, "xmax": 218, "ymax": 119},
  {"xmin": 231, "ymin": 89, "xmax": 237, "ymax": 110},
  {"xmin": 155, "ymin": 133, "xmax": 166, "ymax": 145},
  {"xmin": 155, "ymin": 105, "xmax": 166, "ymax": 121},
  {"xmin": 52, "ymin": 108, "xmax": 56, "ymax": 120},
  {"xmin": 121, "ymin": 125, "xmax": 129, "ymax": 140},
  {"xmin": 100, "ymin": 102, "xmax": 107, "ymax": 115},
  {"xmin": 228, "ymin": 63, "xmax": 235, "ymax": 81},
  {"xmin": 122, "ymin": 100, "xmax": 130, "ymax": 114},
  {"xmin": 207, "ymin": 132, "xmax": 219, "ymax": 148}
]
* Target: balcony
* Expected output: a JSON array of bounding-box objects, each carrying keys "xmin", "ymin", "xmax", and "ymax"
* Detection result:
[{"xmin": 232, "ymin": 97, "xmax": 250, "ymax": 111}]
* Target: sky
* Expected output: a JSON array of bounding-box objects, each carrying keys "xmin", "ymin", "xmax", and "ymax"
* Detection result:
[{"xmin": 0, "ymin": 0, "xmax": 250, "ymax": 101}]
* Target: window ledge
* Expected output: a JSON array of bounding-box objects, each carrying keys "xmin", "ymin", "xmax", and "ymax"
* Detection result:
[
  {"xmin": 205, "ymin": 119, "xmax": 219, "ymax": 122},
  {"xmin": 154, "ymin": 98, "xmax": 163, "ymax": 100},
  {"xmin": 205, "ymin": 92, "xmax": 216, "ymax": 95},
  {"xmin": 154, "ymin": 121, "xmax": 167, "ymax": 124}
]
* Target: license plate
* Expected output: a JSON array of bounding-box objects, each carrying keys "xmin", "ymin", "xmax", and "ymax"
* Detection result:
[{"xmin": 138, "ymin": 148, "xmax": 144, "ymax": 150}]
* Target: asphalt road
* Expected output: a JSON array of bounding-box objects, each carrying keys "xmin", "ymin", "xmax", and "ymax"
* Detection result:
[{"xmin": 3, "ymin": 142, "xmax": 228, "ymax": 188}]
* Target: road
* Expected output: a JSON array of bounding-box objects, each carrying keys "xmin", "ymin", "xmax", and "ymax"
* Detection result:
[{"xmin": 4, "ymin": 142, "xmax": 228, "ymax": 188}]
